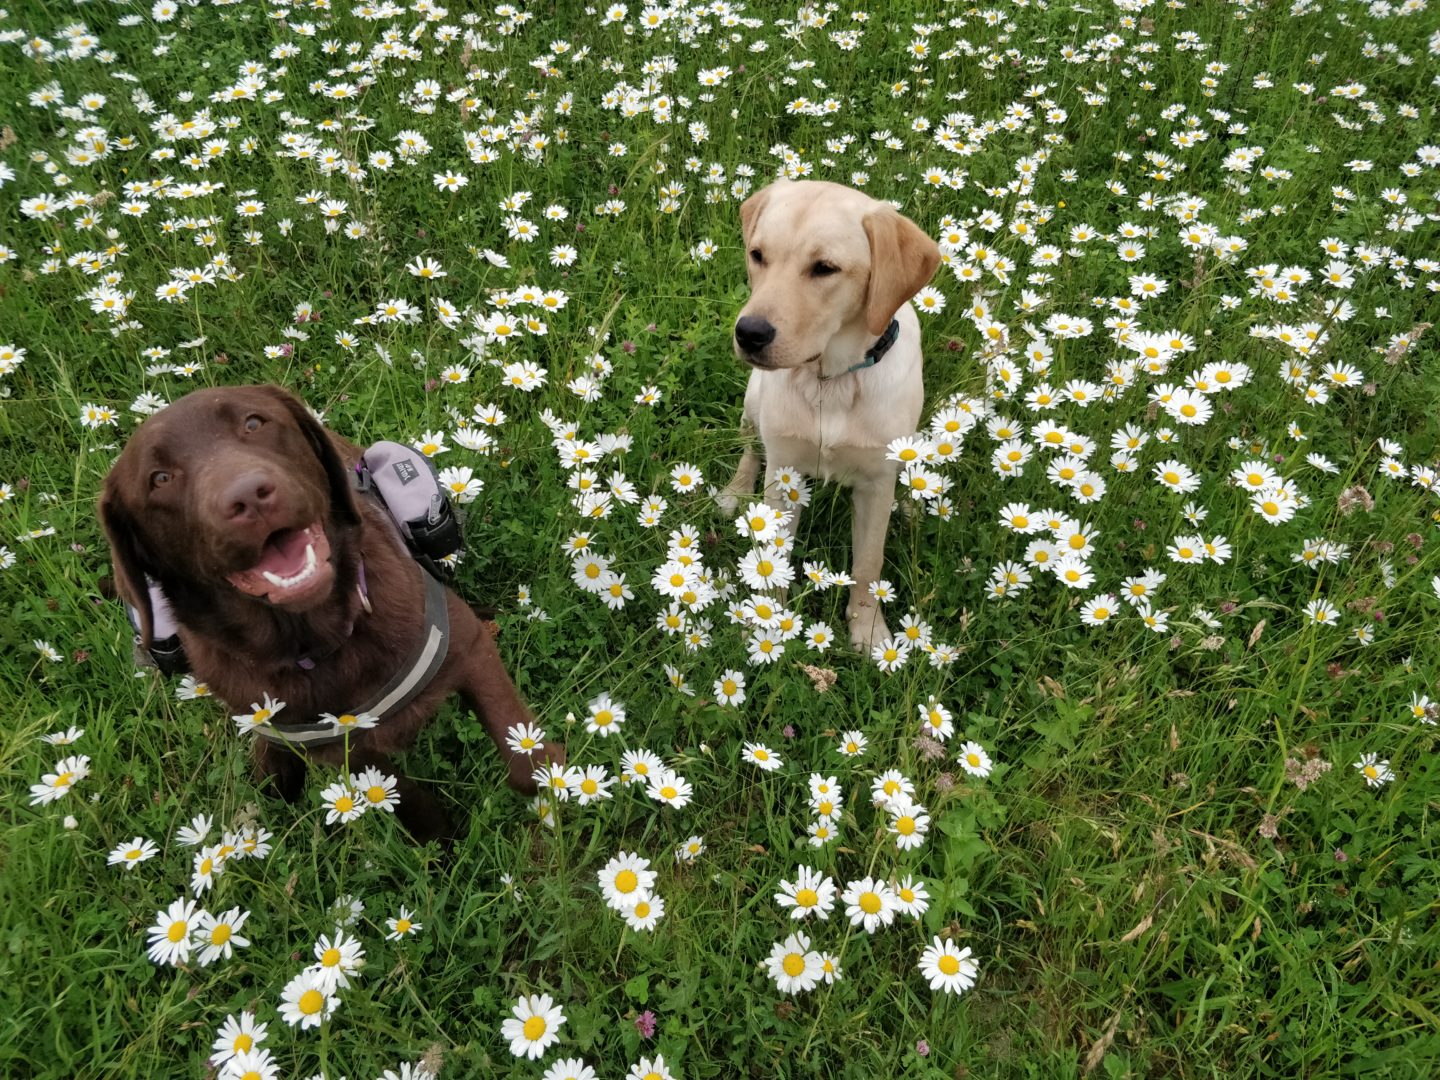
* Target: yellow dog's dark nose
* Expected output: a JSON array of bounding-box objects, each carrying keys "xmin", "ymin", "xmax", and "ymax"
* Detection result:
[{"xmin": 734, "ymin": 315, "xmax": 777, "ymax": 354}]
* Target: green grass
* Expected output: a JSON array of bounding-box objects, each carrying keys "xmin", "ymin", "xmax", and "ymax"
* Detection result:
[{"xmin": 2, "ymin": 1, "xmax": 1440, "ymax": 1078}]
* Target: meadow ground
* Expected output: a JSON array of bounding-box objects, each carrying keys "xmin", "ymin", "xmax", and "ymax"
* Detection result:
[{"xmin": 3, "ymin": 0, "xmax": 1440, "ymax": 1077}]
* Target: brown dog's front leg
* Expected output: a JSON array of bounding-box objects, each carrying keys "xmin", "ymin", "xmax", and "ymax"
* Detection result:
[
  {"xmin": 255, "ymin": 738, "xmax": 308, "ymax": 804},
  {"xmin": 459, "ymin": 622, "xmax": 564, "ymax": 795},
  {"xmin": 343, "ymin": 747, "xmax": 453, "ymax": 846}
]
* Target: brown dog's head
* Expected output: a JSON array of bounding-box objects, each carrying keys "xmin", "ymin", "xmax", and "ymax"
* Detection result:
[
  {"xmin": 733, "ymin": 179, "xmax": 940, "ymax": 370},
  {"xmin": 99, "ymin": 385, "xmax": 361, "ymax": 648}
]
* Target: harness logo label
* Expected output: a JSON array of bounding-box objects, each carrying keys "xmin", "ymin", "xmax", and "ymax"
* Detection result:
[{"xmin": 391, "ymin": 460, "xmax": 421, "ymax": 486}]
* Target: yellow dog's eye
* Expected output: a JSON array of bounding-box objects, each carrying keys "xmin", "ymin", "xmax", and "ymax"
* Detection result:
[
  {"xmin": 812, "ymin": 261, "xmax": 839, "ymax": 277},
  {"xmin": 749, "ymin": 248, "xmax": 764, "ymax": 264}
]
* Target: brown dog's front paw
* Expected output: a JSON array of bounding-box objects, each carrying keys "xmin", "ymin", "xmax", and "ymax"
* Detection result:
[{"xmin": 508, "ymin": 740, "xmax": 566, "ymax": 795}]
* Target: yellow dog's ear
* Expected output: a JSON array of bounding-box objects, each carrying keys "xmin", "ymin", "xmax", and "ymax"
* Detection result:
[
  {"xmin": 863, "ymin": 206, "xmax": 941, "ymax": 336},
  {"xmin": 738, "ymin": 183, "xmax": 777, "ymax": 251}
]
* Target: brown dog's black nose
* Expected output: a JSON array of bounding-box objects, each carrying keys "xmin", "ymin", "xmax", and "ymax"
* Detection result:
[
  {"xmin": 735, "ymin": 315, "xmax": 777, "ymax": 354},
  {"xmin": 222, "ymin": 471, "xmax": 278, "ymax": 522}
]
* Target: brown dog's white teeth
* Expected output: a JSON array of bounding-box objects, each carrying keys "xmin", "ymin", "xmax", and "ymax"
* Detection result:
[{"xmin": 260, "ymin": 540, "xmax": 318, "ymax": 589}]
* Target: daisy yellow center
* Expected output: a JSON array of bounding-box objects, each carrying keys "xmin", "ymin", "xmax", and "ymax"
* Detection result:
[
  {"xmin": 520, "ymin": 737, "xmax": 537, "ymax": 749},
  {"xmin": 634, "ymin": 901, "xmax": 651, "ymax": 918},
  {"xmin": 1262, "ymin": 501, "xmax": 1279, "ymax": 516},
  {"xmin": 54, "ymin": 772, "xmax": 74, "ymax": 789},
  {"xmin": 756, "ymin": 560, "xmax": 774, "ymax": 577},
  {"xmin": 1363, "ymin": 765, "xmax": 1377, "ymax": 779},
  {"xmin": 859, "ymin": 892, "xmax": 882, "ymax": 914},
  {"xmin": 884, "ymin": 648, "xmax": 899, "ymax": 662},
  {"xmin": 298, "ymin": 989, "xmax": 325, "ymax": 1016},
  {"xmin": 1163, "ymin": 472, "xmax": 1179, "ymax": 485},
  {"xmin": 253, "ymin": 708, "xmax": 271, "ymax": 724},
  {"xmin": 615, "ymin": 870, "xmax": 638, "ymax": 894},
  {"xmin": 337, "ymin": 714, "xmax": 357, "ymax": 726},
  {"xmin": 1093, "ymin": 607, "xmax": 1110, "ymax": 620},
  {"xmin": 899, "ymin": 888, "xmax": 915, "ymax": 903},
  {"xmin": 581, "ymin": 778, "xmax": 598, "ymax": 795},
  {"xmin": 817, "ymin": 800, "xmax": 833, "ymax": 816},
  {"xmin": 782, "ymin": 953, "xmax": 806, "ymax": 977},
  {"xmin": 334, "ymin": 796, "xmax": 354, "ymax": 813},
  {"xmin": 210, "ymin": 924, "xmax": 232, "ymax": 945},
  {"xmin": 232, "ymin": 1034, "xmax": 254, "ymax": 1053},
  {"xmin": 125, "ymin": 848, "xmax": 143, "ymax": 860},
  {"xmin": 796, "ymin": 888, "xmax": 819, "ymax": 908},
  {"xmin": 759, "ymin": 640, "xmax": 774, "ymax": 654},
  {"xmin": 661, "ymin": 785, "xmax": 678, "ymax": 799},
  {"xmin": 1178, "ymin": 547, "xmax": 1194, "ymax": 559},
  {"xmin": 967, "ymin": 753, "xmax": 982, "ymax": 768},
  {"xmin": 239, "ymin": 1071, "xmax": 262, "ymax": 1080},
  {"xmin": 199, "ymin": 858, "xmax": 214, "ymax": 876},
  {"xmin": 1012, "ymin": 515, "xmax": 1029, "ymax": 529},
  {"xmin": 1068, "ymin": 535, "xmax": 1086, "ymax": 550},
  {"xmin": 523, "ymin": 1015, "xmax": 547, "ymax": 1041},
  {"xmin": 166, "ymin": 920, "xmax": 187, "ymax": 943},
  {"xmin": 634, "ymin": 763, "xmax": 650, "ymax": 776},
  {"xmin": 749, "ymin": 515, "xmax": 766, "ymax": 532},
  {"xmin": 585, "ymin": 564, "xmax": 601, "ymax": 579},
  {"xmin": 754, "ymin": 749, "xmax": 769, "ymax": 761},
  {"xmin": 595, "ymin": 710, "xmax": 613, "ymax": 726},
  {"xmin": 899, "ymin": 448, "xmax": 918, "ymax": 461},
  {"xmin": 939, "ymin": 954, "xmax": 961, "ymax": 975},
  {"xmin": 896, "ymin": 816, "xmax": 916, "ymax": 835},
  {"xmin": 321, "ymin": 947, "xmax": 341, "ymax": 967},
  {"xmin": 366, "ymin": 785, "xmax": 386, "ymax": 804},
  {"xmin": 722, "ymin": 679, "xmax": 737, "ymax": 695},
  {"xmin": 395, "ymin": 919, "xmax": 411, "ymax": 934}
]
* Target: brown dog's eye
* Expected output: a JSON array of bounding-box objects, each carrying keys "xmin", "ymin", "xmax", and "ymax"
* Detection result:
[
  {"xmin": 150, "ymin": 470, "xmax": 172, "ymax": 488},
  {"xmin": 812, "ymin": 261, "xmax": 839, "ymax": 277},
  {"xmin": 243, "ymin": 415, "xmax": 264, "ymax": 433},
  {"xmin": 749, "ymin": 248, "xmax": 764, "ymax": 265}
]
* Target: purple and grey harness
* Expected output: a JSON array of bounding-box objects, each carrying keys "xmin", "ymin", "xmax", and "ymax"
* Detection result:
[{"xmin": 125, "ymin": 441, "xmax": 463, "ymax": 747}]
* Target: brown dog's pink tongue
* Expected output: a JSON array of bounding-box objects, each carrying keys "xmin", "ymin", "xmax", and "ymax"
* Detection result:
[
  {"xmin": 252, "ymin": 528, "xmax": 311, "ymax": 576},
  {"xmin": 226, "ymin": 526, "xmax": 314, "ymax": 595}
]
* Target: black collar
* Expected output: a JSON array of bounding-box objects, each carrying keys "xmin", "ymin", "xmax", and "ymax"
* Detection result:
[{"xmin": 818, "ymin": 318, "xmax": 900, "ymax": 381}]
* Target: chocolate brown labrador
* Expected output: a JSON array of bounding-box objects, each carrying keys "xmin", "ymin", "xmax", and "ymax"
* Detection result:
[{"xmin": 99, "ymin": 384, "xmax": 561, "ymax": 843}]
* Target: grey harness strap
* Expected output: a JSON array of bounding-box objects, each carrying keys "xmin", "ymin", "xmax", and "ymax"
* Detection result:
[{"xmin": 254, "ymin": 568, "xmax": 451, "ymax": 747}]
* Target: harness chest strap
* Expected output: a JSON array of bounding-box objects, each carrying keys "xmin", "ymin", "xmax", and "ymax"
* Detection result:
[{"xmin": 253, "ymin": 567, "xmax": 451, "ymax": 747}]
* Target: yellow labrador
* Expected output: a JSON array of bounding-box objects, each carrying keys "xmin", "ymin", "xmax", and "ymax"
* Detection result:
[{"xmin": 720, "ymin": 179, "xmax": 941, "ymax": 650}]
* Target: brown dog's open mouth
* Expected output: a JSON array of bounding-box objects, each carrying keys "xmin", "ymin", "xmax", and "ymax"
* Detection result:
[{"xmin": 226, "ymin": 522, "xmax": 334, "ymax": 605}]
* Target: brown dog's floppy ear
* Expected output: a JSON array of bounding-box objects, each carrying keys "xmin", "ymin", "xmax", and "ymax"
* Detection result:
[
  {"xmin": 738, "ymin": 182, "xmax": 776, "ymax": 252},
  {"xmin": 862, "ymin": 206, "xmax": 942, "ymax": 336},
  {"xmin": 98, "ymin": 484, "xmax": 154, "ymax": 651},
  {"xmin": 259, "ymin": 385, "xmax": 361, "ymax": 529}
]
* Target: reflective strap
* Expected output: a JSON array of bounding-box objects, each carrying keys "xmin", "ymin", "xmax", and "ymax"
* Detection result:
[{"xmin": 254, "ymin": 570, "xmax": 451, "ymax": 747}]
